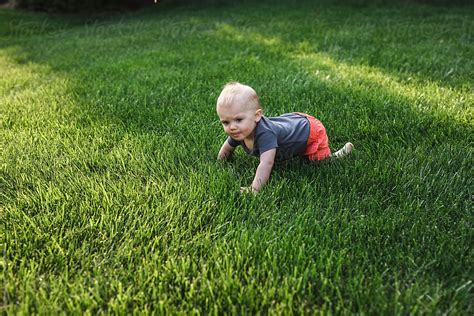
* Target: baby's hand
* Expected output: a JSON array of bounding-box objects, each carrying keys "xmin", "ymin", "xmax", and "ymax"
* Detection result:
[
  {"xmin": 217, "ymin": 141, "xmax": 235, "ymax": 161},
  {"xmin": 217, "ymin": 149, "xmax": 231, "ymax": 160},
  {"xmin": 240, "ymin": 186, "xmax": 257, "ymax": 195}
]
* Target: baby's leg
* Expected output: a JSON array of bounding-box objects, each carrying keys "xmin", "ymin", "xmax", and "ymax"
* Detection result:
[{"xmin": 330, "ymin": 142, "xmax": 353, "ymax": 159}]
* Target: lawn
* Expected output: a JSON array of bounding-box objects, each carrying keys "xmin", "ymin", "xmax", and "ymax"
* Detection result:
[{"xmin": 1, "ymin": 0, "xmax": 473, "ymax": 313}]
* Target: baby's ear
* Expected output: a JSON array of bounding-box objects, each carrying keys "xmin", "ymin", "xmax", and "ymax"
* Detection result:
[{"xmin": 255, "ymin": 109, "xmax": 263, "ymax": 122}]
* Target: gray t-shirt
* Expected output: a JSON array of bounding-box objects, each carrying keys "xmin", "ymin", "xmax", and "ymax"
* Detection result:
[{"xmin": 227, "ymin": 113, "xmax": 310, "ymax": 161}]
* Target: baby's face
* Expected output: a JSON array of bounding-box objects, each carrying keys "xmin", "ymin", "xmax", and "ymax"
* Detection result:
[{"xmin": 217, "ymin": 102, "xmax": 261, "ymax": 141}]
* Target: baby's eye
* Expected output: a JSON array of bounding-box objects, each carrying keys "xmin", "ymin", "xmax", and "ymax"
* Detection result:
[
  {"xmin": 222, "ymin": 122, "xmax": 229, "ymax": 126},
  {"xmin": 236, "ymin": 118, "xmax": 243, "ymax": 122}
]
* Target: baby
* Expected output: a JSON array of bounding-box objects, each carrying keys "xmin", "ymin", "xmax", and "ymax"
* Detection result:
[{"xmin": 216, "ymin": 82, "xmax": 353, "ymax": 193}]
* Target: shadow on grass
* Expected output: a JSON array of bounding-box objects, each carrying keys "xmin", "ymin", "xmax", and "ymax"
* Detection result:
[{"xmin": 2, "ymin": 1, "xmax": 473, "ymax": 88}]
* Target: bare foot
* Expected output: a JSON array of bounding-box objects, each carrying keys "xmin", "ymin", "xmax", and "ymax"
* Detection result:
[{"xmin": 331, "ymin": 142, "xmax": 353, "ymax": 159}]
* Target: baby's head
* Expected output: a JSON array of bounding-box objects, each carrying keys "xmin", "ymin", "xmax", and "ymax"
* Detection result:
[
  {"xmin": 216, "ymin": 82, "xmax": 261, "ymax": 112},
  {"xmin": 216, "ymin": 82, "xmax": 263, "ymax": 141}
]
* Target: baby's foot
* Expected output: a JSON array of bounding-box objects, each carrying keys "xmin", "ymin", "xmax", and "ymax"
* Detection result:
[{"xmin": 331, "ymin": 142, "xmax": 353, "ymax": 159}]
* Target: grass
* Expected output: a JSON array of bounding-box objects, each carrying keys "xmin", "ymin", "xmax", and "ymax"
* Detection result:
[{"xmin": 1, "ymin": 0, "xmax": 473, "ymax": 313}]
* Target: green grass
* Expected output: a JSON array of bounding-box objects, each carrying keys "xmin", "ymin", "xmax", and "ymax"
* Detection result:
[{"xmin": 1, "ymin": 0, "xmax": 473, "ymax": 313}]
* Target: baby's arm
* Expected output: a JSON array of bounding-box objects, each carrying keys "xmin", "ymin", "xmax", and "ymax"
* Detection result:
[
  {"xmin": 217, "ymin": 139, "xmax": 235, "ymax": 160},
  {"xmin": 246, "ymin": 148, "xmax": 276, "ymax": 193}
]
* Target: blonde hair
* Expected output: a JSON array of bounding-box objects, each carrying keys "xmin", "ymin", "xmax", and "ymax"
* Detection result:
[{"xmin": 216, "ymin": 82, "xmax": 262, "ymax": 111}]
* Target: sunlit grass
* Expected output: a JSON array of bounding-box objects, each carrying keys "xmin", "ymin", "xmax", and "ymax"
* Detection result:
[{"xmin": 1, "ymin": 0, "xmax": 473, "ymax": 314}]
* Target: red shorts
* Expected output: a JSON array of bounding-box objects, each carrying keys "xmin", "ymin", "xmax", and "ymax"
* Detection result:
[{"xmin": 295, "ymin": 112, "xmax": 331, "ymax": 161}]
